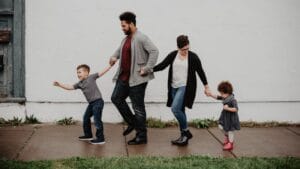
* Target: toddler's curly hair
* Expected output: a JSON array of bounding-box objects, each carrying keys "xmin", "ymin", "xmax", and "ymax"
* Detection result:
[{"xmin": 218, "ymin": 81, "xmax": 233, "ymax": 94}]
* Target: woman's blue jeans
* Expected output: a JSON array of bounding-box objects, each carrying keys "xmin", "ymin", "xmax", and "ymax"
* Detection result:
[{"xmin": 171, "ymin": 86, "xmax": 188, "ymax": 131}]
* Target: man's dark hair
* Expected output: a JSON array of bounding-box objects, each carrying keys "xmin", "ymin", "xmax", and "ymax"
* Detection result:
[
  {"xmin": 177, "ymin": 35, "xmax": 189, "ymax": 49},
  {"xmin": 218, "ymin": 81, "xmax": 233, "ymax": 94},
  {"xmin": 77, "ymin": 64, "xmax": 90, "ymax": 73},
  {"xmin": 119, "ymin": 11, "xmax": 136, "ymax": 25}
]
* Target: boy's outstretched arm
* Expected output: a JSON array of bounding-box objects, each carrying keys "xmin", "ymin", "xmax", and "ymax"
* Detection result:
[
  {"xmin": 98, "ymin": 65, "xmax": 112, "ymax": 77},
  {"xmin": 53, "ymin": 81, "xmax": 75, "ymax": 90}
]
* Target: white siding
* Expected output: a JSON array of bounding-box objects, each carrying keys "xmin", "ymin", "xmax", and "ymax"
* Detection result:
[{"xmin": 2, "ymin": 0, "xmax": 300, "ymax": 122}]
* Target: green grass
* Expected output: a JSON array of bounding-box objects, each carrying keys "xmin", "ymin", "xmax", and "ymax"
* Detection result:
[{"xmin": 0, "ymin": 156, "xmax": 299, "ymax": 169}]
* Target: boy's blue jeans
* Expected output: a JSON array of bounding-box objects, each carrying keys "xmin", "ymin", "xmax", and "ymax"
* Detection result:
[
  {"xmin": 83, "ymin": 98, "xmax": 104, "ymax": 139},
  {"xmin": 171, "ymin": 86, "xmax": 188, "ymax": 131}
]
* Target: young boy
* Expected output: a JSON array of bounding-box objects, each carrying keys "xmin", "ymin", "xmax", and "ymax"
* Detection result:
[
  {"xmin": 53, "ymin": 64, "xmax": 111, "ymax": 144},
  {"xmin": 208, "ymin": 81, "xmax": 240, "ymax": 150}
]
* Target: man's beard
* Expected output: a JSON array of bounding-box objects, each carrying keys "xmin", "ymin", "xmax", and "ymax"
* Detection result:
[{"xmin": 124, "ymin": 27, "xmax": 132, "ymax": 35}]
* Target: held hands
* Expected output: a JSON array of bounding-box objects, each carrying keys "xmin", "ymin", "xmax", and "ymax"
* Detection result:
[
  {"xmin": 110, "ymin": 56, "xmax": 147, "ymax": 76},
  {"xmin": 109, "ymin": 57, "xmax": 117, "ymax": 66},
  {"xmin": 98, "ymin": 65, "xmax": 113, "ymax": 77},
  {"xmin": 204, "ymin": 86, "xmax": 212, "ymax": 97},
  {"xmin": 204, "ymin": 87, "xmax": 219, "ymax": 100},
  {"xmin": 140, "ymin": 67, "xmax": 148, "ymax": 76}
]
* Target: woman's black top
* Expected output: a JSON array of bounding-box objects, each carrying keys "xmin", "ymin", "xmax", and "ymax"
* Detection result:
[{"xmin": 153, "ymin": 50, "xmax": 208, "ymax": 109}]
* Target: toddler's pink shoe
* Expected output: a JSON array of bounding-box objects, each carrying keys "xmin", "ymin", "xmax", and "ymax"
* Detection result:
[
  {"xmin": 223, "ymin": 142, "xmax": 233, "ymax": 151},
  {"xmin": 223, "ymin": 136, "xmax": 229, "ymax": 145}
]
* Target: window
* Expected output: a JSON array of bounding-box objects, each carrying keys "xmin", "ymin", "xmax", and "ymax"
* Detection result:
[{"xmin": 0, "ymin": 0, "xmax": 25, "ymax": 102}]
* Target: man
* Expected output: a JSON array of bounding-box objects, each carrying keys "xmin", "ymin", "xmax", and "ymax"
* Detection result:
[{"xmin": 110, "ymin": 11, "xmax": 159, "ymax": 145}]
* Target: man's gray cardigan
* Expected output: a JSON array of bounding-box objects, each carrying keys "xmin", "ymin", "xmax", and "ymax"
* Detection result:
[{"xmin": 111, "ymin": 30, "xmax": 159, "ymax": 87}]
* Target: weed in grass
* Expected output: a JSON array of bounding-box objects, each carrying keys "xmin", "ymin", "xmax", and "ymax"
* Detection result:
[
  {"xmin": 147, "ymin": 117, "xmax": 167, "ymax": 128},
  {"xmin": 146, "ymin": 117, "xmax": 178, "ymax": 128},
  {"xmin": 146, "ymin": 117, "xmax": 299, "ymax": 129},
  {"xmin": 24, "ymin": 114, "xmax": 41, "ymax": 124},
  {"xmin": 7, "ymin": 116, "xmax": 23, "ymax": 126},
  {"xmin": 165, "ymin": 119, "xmax": 178, "ymax": 127},
  {"xmin": 57, "ymin": 117, "xmax": 76, "ymax": 126},
  {"xmin": 147, "ymin": 117, "xmax": 219, "ymax": 129},
  {"xmin": 240, "ymin": 121, "xmax": 300, "ymax": 128},
  {"xmin": 189, "ymin": 118, "xmax": 218, "ymax": 129},
  {"xmin": 0, "ymin": 117, "xmax": 6, "ymax": 124}
]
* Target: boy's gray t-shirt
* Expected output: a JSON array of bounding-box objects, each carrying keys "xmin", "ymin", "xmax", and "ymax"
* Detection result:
[{"xmin": 73, "ymin": 73, "xmax": 102, "ymax": 103}]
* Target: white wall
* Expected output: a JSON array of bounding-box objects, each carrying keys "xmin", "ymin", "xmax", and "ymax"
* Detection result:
[{"xmin": 2, "ymin": 0, "xmax": 300, "ymax": 122}]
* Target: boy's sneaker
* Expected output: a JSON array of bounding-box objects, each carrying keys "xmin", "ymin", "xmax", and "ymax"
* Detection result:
[
  {"xmin": 90, "ymin": 138, "xmax": 105, "ymax": 145},
  {"xmin": 78, "ymin": 136, "xmax": 93, "ymax": 141}
]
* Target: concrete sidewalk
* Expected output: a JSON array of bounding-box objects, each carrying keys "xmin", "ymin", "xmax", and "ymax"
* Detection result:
[{"xmin": 0, "ymin": 123, "xmax": 299, "ymax": 161}]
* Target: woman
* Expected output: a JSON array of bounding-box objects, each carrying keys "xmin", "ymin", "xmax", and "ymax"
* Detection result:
[{"xmin": 153, "ymin": 35, "xmax": 211, "ymax": 146}]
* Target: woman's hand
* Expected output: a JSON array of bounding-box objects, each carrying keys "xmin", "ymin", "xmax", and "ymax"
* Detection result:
[
  {"xmin": 204, "ymin": 85, "xmax": 211, "ymax": 96},
  {"xmin": 140, "ymin": 67, "xmax": 148, "ymax": 76}
]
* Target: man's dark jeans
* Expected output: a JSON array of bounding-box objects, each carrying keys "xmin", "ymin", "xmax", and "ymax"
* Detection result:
[
  {"xmin": 83, "ymin": 98, "xmax": 104, "ymax": 139},
  {"xmin": 111, "ymin": 80, "xmax": 148, "ymax": 139}
]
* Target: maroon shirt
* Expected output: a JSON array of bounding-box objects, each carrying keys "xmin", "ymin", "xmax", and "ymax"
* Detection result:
[{"xmin": 119, "ymin": 36, "xmax": 132, "ymax": 82}]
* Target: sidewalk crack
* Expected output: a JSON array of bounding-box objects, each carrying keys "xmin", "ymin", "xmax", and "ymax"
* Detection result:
[
  {"xmin": 285, "ymin": 127, "xmax": 300, "ymax": 136},
  {"xmin": 14, "ymin": 126, "xmax": 38, "ymax": 160}
]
